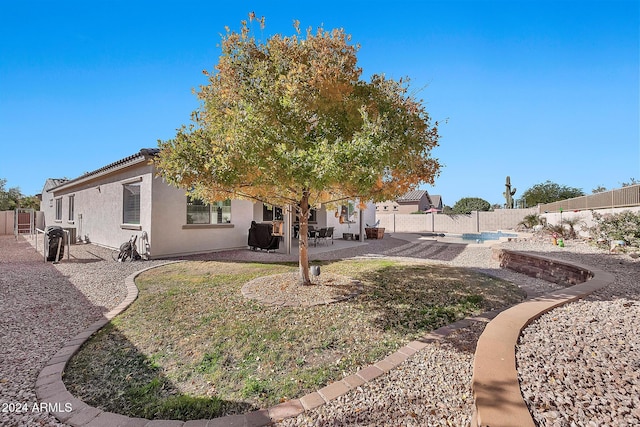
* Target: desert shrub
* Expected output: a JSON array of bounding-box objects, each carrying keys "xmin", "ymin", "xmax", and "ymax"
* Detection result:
[
  {"xmin": 561, "ymin": 216, "xmax": 584, "ymax": 239},
  {"xmin": 545, "ymin": 223, "xmax": 567, "ymax": 237},
  {"xmin": 519, "ymin": 214, "xmax": 543, "ymax": 229},
  {"xmin": 588, "ymin": 210, "xmax": 640, "ymax": 248}
]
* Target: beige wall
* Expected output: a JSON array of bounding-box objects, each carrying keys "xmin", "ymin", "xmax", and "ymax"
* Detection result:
[
  {"xmin": 0, "ymin": 211, "xmax": 14, "ymax": 235},
  {"xmin": 149, "ymin": 178, "xmax": 255, "ymax": 258},
  {"xmin": 377, "ymin": 208, "xmax": 538, "ymax": 234},
  {"xmin": 540, "ymin": 206, "xmax": 640, "ymax": 237},
  {"xmin": 376, "ymin": 201, "xmax": 420, "ymax": 215},
  {"xmin": 324, "ymin": 201, "xmax": 376, "ymax": 237},
  {"xmin": 41, "ymin": 163, "xmax": 155, "ymax": 248},
  {"xmin": 39, "ymin": 158, "xmax": 379, "ymax": 257}
]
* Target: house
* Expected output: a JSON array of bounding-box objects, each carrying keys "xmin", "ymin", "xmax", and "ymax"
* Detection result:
[
  {"xmin": 40, "ymin": 148, "xmax": 375, "ymax": 258},
  {"xmin": 375, "ymin": 190, "xmax": 437, "ymax": 214},
  {"xmin": 429, "ymin": 195, "xmax": 444, "ymax": 212}
]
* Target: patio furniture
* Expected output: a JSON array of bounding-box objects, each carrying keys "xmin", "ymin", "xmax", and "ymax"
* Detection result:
[
  {"xmin": 365, "ymin": 227, "xmax": 385, "ymax": 239},
  {"xmin": 325, "ymin": 227, "xmax": 334, "ymax": 244},
  {"xmin": 317, "ymin": 227, "xmax": 334, "ymax": 245}
]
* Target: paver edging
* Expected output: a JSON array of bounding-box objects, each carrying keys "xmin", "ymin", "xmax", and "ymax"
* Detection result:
[
  {"xmin": 38, "ymin": 255, "xmax": 530, "ymax": 426},
  {"xmin": 35, "ymin": 262, "xmax": 178, "ymax": 427},
  {"xmin": 471, "ymin": 250, "xmax": 616, "ymax": 427}
]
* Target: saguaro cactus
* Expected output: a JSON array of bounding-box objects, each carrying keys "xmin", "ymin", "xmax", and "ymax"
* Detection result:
[{"xmin": 503, "ymin": 176, "xmax": 517, "ymax": 208}]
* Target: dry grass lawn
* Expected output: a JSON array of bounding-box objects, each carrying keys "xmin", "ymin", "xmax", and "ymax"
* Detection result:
[{"xmin": 64, "ymin": 259, "xmax": 525, "ymax": 420}]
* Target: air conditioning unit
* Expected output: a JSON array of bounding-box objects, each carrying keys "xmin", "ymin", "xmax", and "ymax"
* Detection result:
[{"xmin": 63, "ymin": 228, "xmax": 77, "ymax": 245}]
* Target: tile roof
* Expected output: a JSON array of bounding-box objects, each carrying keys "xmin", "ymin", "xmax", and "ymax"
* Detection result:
[
  {"xmin": 397, "ymin": 190, "xmax": 427, "ymax": 202},
  {"xmin": 46, "ymin": 148, "xmax": 160, "ymax": 192},
  {"xmin": 42, "ymin": 178, "xmax": 69, "ymax": 193}
]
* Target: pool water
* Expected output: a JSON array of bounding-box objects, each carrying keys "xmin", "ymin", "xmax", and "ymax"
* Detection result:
[{"xmin": 460, "ymin": 231, "xmax": 517, "ymax": 243}]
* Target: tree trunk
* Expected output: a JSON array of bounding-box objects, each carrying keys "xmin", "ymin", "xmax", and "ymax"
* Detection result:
[{"xmin": 298, "ymin": 191, "xmax": 312, "ymax": 285}]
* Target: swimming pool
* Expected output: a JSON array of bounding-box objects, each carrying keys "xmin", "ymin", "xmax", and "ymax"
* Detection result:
[{"xmin": 460, "ymin": 231, "xmax": 517, "ymax": 243}]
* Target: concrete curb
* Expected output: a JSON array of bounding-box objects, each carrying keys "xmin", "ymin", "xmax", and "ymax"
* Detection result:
[{"xmin": 471, "ymin": 252, "xmax": 615, "ymax": 427}]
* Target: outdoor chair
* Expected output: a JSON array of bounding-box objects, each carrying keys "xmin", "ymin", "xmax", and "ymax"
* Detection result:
[
  {"xmin": 316, "ymin": 227, "xmax": 327, "ymax": 246},
  {"xmin": 324, "ymin": 227, "xmax": 334, "ymax": 245},
  {"xmin": 316, "ymin": 227, "xmax": 334, "ymax": 246}
]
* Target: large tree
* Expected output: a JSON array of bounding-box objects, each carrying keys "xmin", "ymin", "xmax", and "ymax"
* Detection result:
[
  {"xmin": 156, "ymin": 16, "xmax": 441, "ymax": 284},
  {"xmin": 521, "ymin": 180, "xmax": 584, "ymax": 206}
]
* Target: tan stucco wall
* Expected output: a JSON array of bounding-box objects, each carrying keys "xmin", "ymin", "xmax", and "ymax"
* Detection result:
[
  {"xmin": 40, "ymin": 161, "xmax": 378, "ymax": 257},
  {"xmin": 540, "ymin": 206, "xmax": 640, "ymax": 237},
  {"xmin": 375, "ymin": 201, "xmax": 424, "ymax": 215},
  {"xmin": 41, "ymin": 162, "xmax": 155, "ymax": 248},
  {"xmin": 377, "ymin": 208, "xmax": 538, "ymax": 234},
  {"xmin": 148, "ymin": 178, "xmax": 255, "ymax": 258},
  {"xmin": 0, "ymin": 211, "xmax": 14, "ymax": 235}
]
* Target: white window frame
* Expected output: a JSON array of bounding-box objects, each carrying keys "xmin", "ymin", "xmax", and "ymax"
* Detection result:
[
  {"xmin": 67, "ymin": 195, "xmax": 75, "ymax": 222},
  {"xmin": 122, "ymin": 182, "xmax": 141, "ymax": 225},
  {"xmin": 54, "ymin": 198, "xmax": 63, "ymax": 221},
  {"xmin": 187, "ymin": 197, "xmax": 231, "ymax": 225}
]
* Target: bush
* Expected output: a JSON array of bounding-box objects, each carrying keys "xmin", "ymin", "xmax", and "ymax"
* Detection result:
[
  {"xmin": 519, "ymin": 214, "xmax": 543, "ymax": 229},
  {"xmin": 451, "ymin": 197, "xmax": 491, "ymax": 214},
  {"xmin": 588, "ymin": 210, "xmax": 640, "ymax": 248},
  {"xmin": 561, "ymin": 216, "xmax": 584, "ymax": 239},
  {"xmin": 545, "ymin": 223, "xmax": 567, "ymax": 238}
]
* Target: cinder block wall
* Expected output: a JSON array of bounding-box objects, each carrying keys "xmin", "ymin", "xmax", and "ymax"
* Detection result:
[
  {"xmin": 1, "ymin": 211, "xmax": 14, "ymax": 235},
  {"xmin": 377, "ymin": 208, "xmax": 537, "ymax": 234},
  {"xmin": 541, "ymin": 206, "xmax": 640, "ymax": 237}
]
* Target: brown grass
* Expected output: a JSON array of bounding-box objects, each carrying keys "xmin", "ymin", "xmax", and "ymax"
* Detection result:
[{"xmin": 63, "ymin": 259, "xmax": 525, "ymax": 420}]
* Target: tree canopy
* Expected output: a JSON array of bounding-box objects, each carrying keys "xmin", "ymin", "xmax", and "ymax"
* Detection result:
[
  {"xmin": 521, "ymin": 180, "xmax": 584, "ymax": 206},
  {"xmin": 0, "ymin": 178, "xmax": 38, "ymax": 210},
  {"xmin": 451, "ymin": 197, "xmax": 491, "ymax": 214},
  {"xmin": 156, "ymin": 16, "xmax": 441, "ymax": 284}
]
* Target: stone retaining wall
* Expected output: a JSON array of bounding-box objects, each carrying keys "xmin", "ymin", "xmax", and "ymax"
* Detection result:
[
  {"xmin": 473, "ymin": 250, "xmax": 614, "ymax": 427},
  {"xmin": 492, "ymin": 248, "xmax": 593, "ymax": 286}
]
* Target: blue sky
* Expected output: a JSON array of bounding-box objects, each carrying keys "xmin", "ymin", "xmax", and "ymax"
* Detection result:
[{"xmin": 1, "ymin": 0, "xmax": 638, "ymax": 206}]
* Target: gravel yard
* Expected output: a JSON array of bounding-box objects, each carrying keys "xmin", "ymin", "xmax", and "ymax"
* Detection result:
[
  {"xmin": 1, "ymin": 233, "xmax": 638, "ymax": 426},
  {"xmin": 0, "ymin": 236, "xmax": 168, "ymax": 427}
]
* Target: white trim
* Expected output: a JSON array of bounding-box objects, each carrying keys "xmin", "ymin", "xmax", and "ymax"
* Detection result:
[
  {"xmin": 182, "ymin": 224, "xmax": 235, "ymax": 230},
  {"xmin": 121, "ymin": 176, "xmax": 144, "ymax": 185},
  {"xmin": 121, "ymin": 224, "xmax": 142, "ymax": 230}
]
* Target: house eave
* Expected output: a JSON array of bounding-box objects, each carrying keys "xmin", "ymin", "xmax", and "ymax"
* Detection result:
[{"xmin": 48, "ymin": 149, "xmax": 158, "ymax": 193}]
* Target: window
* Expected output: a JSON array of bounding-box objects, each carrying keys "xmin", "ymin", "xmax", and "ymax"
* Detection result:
[
  {"xmin": 123, "ymin": 183, "xmax": 141, "ymax": 224},
  {"xmin": 55, "ymin": 198, "xmax": 62, "ymax": 221},
  {"xmin": 263, "ymin": 204, "xmax": 283, "ymax": 222},
  {"xmin": 187, "ymin": 197, "xmax": 231, "ymax": 224},
  {"xmin": 68, "ymin": 195, "xmax": 75, "ymax": 222},
  {"xmin": 340, "ymin": 201, "xmax": 357, "ymax": 223},
  {"xmin": 213, "ymin": 200, "xmax": 232, "ymax": 223},
  {"xmin": 187, "ymin": 197, "xmax": 210, "ymax": 224},
  {"xmin": 293, "ymin": 207, "xmax": 317, "ymax": 223}
]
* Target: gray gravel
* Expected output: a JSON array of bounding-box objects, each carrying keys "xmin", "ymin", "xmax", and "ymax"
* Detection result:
[
  {"xmin": 2, "ymin": 233, "xmax": 638, "ymax": 426},
  {"xmin": 0, "ymin": 235, "xmax": 167, "ymax": 427},
  {"xmin": 512, "ymin": 239, "xmax": 640, "ymax": 427}
]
